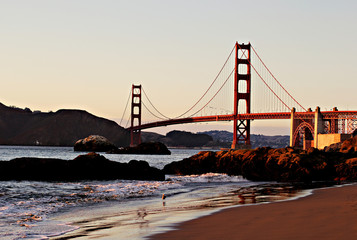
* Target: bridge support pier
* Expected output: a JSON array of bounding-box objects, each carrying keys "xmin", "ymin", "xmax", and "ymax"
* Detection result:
[
  {"xmin": 289, "ymin": 108, "xmax": 296, "ymax": 147},
  {"xmin": 314, "ymin": 107, "xmax": 324, "ymax": 148},
  {"xmin": 290, "ymin": 106, "xmax": 337, "ymax": 150},
  {"xmin": 290, "ymin": 107, "xmax": 315, "ymax": 149}
]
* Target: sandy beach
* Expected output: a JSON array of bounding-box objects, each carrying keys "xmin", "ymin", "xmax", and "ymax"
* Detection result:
[{"xmin": 150, "ymin": 183, "xmax": 357, "ymax": 240}]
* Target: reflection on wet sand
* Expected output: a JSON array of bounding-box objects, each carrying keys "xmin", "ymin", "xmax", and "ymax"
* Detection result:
[{"xmin": 51, "ymin": 182, "xmax": 335, "ymax": 240}]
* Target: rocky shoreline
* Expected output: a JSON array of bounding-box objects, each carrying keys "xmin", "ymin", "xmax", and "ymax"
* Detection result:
[
  {"xmin": 1, "ymin": 136, "xmax": 357, "ymax": 182},
  {"xmin": 164, "ymin": 136, "xmax": 357, "ymax": 182}
]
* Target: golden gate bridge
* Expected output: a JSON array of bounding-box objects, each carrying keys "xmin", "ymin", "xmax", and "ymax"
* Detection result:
[{"xmin": 120, "ymin": 42, "xmax": 357, "ymax": 149}]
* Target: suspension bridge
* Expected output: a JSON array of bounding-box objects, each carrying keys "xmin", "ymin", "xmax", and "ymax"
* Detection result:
[{"xmin": 120, "ymin": 42, "xmax": 357, "ymax": 150}]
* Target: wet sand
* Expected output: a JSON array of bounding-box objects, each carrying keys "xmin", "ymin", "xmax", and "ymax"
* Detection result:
[
  {"xmin": 50, "ymin": 183, "xmax": 302, "ymax": 239},
  {"xmin": 150, "ymin": 184, "xmax": 357, "ymax": 240}
]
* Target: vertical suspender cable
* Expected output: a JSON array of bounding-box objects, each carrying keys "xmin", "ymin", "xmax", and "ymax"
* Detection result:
[{"xmin": 120, "ymin": 88, "xmax": 132, "ymax": 126}]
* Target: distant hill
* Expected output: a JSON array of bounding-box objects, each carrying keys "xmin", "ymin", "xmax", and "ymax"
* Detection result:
[
  {"xmin": 0, "ymin": 103, "xmax": 130, "ymax": 147},
  {"xmin": 199, "ymin": 130, "xmax": 290, "ymax": 149},
  {"xmin": 142, "ymin": 130, "xmax": 213, "ymax": 148},
  {"xmin": 142, "ymin": 130, "xmax": 289, "ymax": 149},
  {"xmin": 250, "ymin": 134, "xmax": 290, "ymax": 149}
]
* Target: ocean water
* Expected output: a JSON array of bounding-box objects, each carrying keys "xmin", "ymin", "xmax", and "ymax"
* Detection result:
[{"xmin": 0, "ymin": 146, "xmax": 308, "ymax": 239}]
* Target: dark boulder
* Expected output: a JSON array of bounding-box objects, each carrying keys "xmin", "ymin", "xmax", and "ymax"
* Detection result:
[
  {"xmin": 74, "ymin": 135, "xmax": 117, "ymax": 152},
  {"xmin": 0, "ymin": 157, "xmax": 68, "ymax": 181},
  {"xmin": 336, "ymin": 157, "xmax": 357, "ymax": 180},
  {"xmin": 70, "ymin": 152, "xmax": 164, "ymax": 181},
  {"xmin": 340, "ymin": 136, "xmax": 357, "ymax": 153},
  {"xmin": 324, "ymin": 142, "xmax": 342, "ymax": 152},
  {"xmin": 0, "ymin": 152, "xmax": 164, "ymax": 181},
  {"xmin": 164, "ymin": 151, "xmax": 217, "ymax": 175}
]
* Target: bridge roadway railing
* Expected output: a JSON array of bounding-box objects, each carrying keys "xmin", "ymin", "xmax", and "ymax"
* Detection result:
[
  {"xmin": 127, "ymin": 111, "xmax": 357, "ymax": 132},
  {"xmin": 321, "ymin": 111, "xmax": 357, "ymax": 119},
  {"xmin": 128, "ymin": 112, "xmax": 293, "ymax": 131}
]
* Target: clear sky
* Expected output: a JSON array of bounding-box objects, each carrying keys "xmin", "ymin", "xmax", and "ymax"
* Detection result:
[{"xmin": 1, "ymin": 0, "xmax": 356, "ymax": 135}]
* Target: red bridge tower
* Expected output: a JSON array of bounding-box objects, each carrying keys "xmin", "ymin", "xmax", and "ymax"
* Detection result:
[
  {"xmin": 130, "ymin": 84, "xmax": 142, "ymax": 147},
  {"xmin": 231, "ymin": 42, "xmax": 251, "ymax": 149}
]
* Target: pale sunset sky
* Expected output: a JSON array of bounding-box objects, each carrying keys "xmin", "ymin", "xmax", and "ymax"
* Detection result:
[{"xmin": 1, "ymin": 0, "xmax": 356, "ymax": 135}]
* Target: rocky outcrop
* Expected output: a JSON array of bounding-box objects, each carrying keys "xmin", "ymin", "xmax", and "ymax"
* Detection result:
[
  {"xmin": 335, "ymin": 158, "xmax": 357, "ymax": 181},
  {"xmin": 74, "ymin": 135, "xmax": 117, "ymax": 152},
  {"xmin": 164, "ymin": 137, "xmax": 357, "ymax": 182},
  {"xmin": 339, "ymin": 136, "xmax": 357, "ymax": 153},
  {"xmin": 0, "ymin": 152, "xmax": 164, "ymax": 181},
  {"xmin": 323, "ymin": 142, "xmax": 343, "ymax": 152},
  {"xmin": 323, "ymin": 136, "xmax": 357, "ymax": 153},
  {"xmin": 108, "ymin": 142, "xmax": 171, "ymax": 155}
]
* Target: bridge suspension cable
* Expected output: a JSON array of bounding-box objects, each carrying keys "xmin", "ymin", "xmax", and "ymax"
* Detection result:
[
  {"xmin": 119, "ymin": 87, "xmax": 132, "ymax": 126},
  {"xmin": 173, "ymin": 45, "xmax": 235, "ymax": 119},
  {"xmin": 142, "ymin": 87, "xmax": 171, "ymax": 120},
  {"xmin": 137, "ymin": 45, "xmax": 236, "ymax": 122},
  {"xmin": 188, "ymin": 68, "xmax": 235, "ymax": 117},
  {"xmin": 238, "ymin": 44, "xmax": 291, "ymax": 111},
  {"xmin": 251, "ymin": 45, "xmax": 307, "ymax": 112},
  {"xmin": 235, "ymin": 43, "xmax": 306, "ymax": 113},
  {"xmin": 141, "ymin": 100, "xmax": 168, "ymax": 121},
  {"xmin": 125, "ymin": 42, "xmax": 308, "ymax": 129}
]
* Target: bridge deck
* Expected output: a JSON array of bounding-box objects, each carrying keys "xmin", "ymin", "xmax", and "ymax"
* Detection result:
[{"xmin": 128, "ymin": 111, "xmax": 357, "ymax": 131}]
